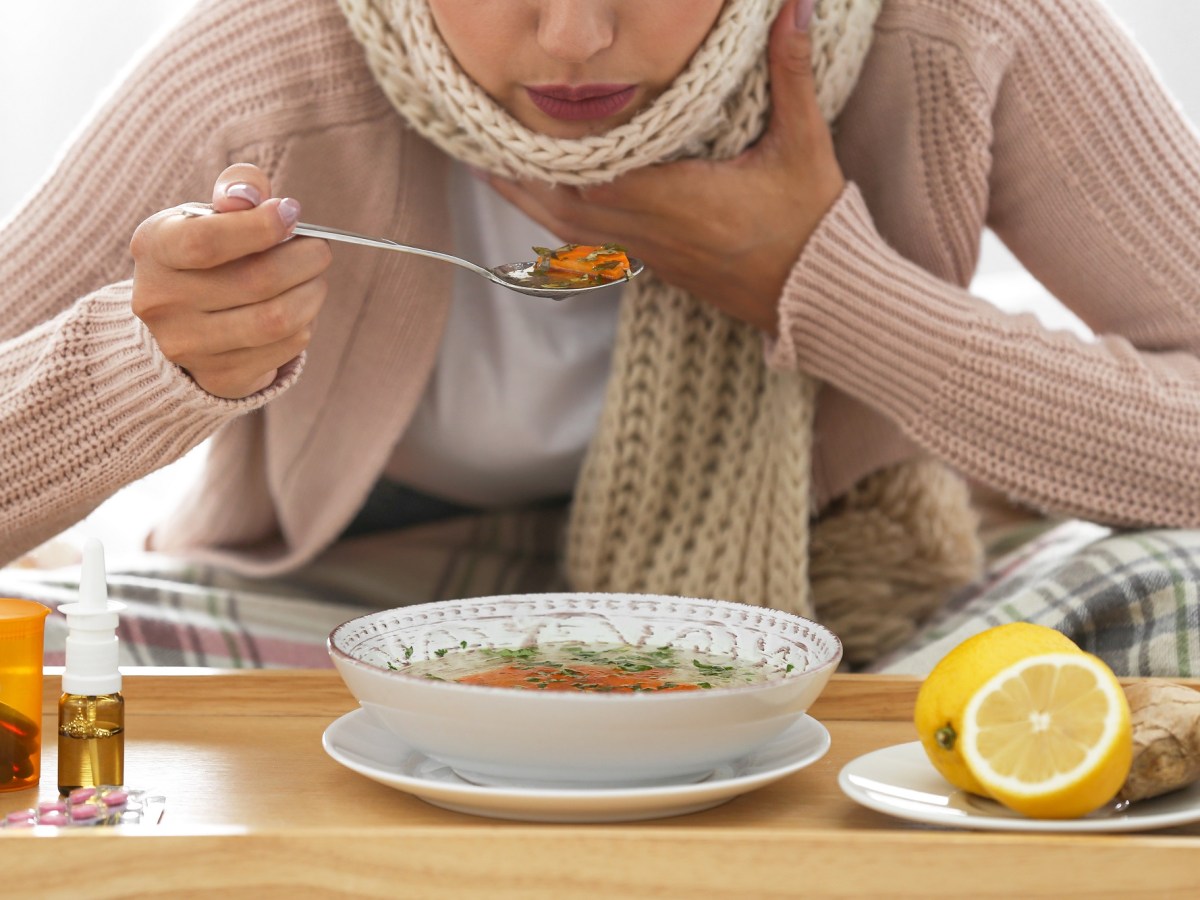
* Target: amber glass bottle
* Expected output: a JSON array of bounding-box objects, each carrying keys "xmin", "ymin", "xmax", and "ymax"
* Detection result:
[{"xmin": 57, "ymin": 692, "xmax": 125, "ymax": 794}]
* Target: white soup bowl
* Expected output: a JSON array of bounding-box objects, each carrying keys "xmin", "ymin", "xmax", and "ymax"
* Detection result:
[{"xmin": 328, "ymin": 592, "xmax": 841, "ymax": 788}]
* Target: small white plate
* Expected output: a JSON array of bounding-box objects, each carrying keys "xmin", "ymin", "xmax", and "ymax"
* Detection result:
[
  {"xmin": 839, "ymin": 741, "xmax": 1200, "ymax": 833},
  {"xmin": 323, "ymin": 708, "xmax": 830, "ymax": 823}
]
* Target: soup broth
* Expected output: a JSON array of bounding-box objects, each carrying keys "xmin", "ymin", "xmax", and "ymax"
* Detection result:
[{"xmin": 391, "ymin": 642, "xmax": 791, "ymax": 692}]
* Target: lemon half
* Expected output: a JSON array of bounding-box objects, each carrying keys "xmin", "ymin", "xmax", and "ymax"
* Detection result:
[{"xmin": 959, "ymin": 652, "xmax": 1132, "ymax": 819}]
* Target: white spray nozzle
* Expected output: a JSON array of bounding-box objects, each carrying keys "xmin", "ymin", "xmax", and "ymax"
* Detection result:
[
  {"xmin": 60, "ymin": 538, "xmax": 125, "ymax": 695},
  {"xmin": 79, "ymin": 538, "xmax": 109, "ymax": 612}
]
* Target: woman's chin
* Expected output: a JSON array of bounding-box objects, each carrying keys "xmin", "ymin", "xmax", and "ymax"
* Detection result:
[{"xmin": 515, "ymin": 113, "xmax": 618, "ymax": 139}]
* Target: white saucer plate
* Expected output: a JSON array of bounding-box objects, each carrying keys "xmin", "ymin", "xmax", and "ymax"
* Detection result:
[
  {"xmin": 839, "ymin": 741, "xmax": 1200, "ymax": 833},
  {"xmin": 323, "ymin": 708, "xmax": 830, "ymax": 823}
]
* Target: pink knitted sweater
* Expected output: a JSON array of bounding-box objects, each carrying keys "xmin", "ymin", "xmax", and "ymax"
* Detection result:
[{"xmin": 1, "ymin": 0, "xmax": 1198, "ymax": 574}]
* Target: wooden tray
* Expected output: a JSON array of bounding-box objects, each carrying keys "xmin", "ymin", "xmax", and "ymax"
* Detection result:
[{"xmin": 1, "ymin": 671, "xmax": 1197, "ymax": 898}]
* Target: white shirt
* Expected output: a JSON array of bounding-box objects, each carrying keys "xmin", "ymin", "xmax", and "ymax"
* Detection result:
[{"xmin": 383, "ymin": 162, "xmax": 622, "ymax": 507}]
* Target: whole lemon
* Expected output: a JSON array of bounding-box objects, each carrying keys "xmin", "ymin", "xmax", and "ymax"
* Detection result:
[{"xmin": 913, "ymin": 622, "xmax": 1081, "ymax": 795}]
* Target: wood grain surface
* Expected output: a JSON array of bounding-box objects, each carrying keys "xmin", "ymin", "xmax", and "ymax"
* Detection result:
[{"xmin": 0, "ymin": 671, "xmax": 1197, "ymax": 899}]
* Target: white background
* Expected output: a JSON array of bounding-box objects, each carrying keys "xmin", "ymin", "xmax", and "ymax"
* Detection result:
[{"xmin": 2, "ymin": 1, "xmax": 1199, "ymax": 556}]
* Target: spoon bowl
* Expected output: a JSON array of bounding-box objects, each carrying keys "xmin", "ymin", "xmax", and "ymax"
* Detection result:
[{"xmin": 179, "ymin": 205, "xmax": 642, "ymax": 298}]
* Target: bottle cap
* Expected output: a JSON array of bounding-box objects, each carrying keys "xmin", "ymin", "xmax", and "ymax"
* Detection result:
[{"xmin": 58, "ymin": 539, "xmax": 124, "ymax": 695}]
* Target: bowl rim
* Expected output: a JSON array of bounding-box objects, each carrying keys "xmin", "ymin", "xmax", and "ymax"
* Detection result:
[{"xmin": 327, "ymin": 592, "xmax": 843, "ymax": 702}]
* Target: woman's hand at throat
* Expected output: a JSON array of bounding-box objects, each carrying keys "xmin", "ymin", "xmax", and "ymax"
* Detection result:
[{"xmin": 480, "ymin": 0, "xmax": 845, "ymax": 337}]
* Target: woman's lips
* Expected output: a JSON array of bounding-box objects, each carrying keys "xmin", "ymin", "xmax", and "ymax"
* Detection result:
[{"xmin": 525, "ymin": 84, "xmax": 637, "ymax": 121}]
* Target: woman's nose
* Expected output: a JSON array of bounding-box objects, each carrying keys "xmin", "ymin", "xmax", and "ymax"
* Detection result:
[{"xmin": 537, "ymin": 1, "xmax": 616, "ymax": 64}]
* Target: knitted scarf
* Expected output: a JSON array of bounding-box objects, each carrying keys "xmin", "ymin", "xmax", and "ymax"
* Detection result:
[{"xmin": 337, "ymin": 0, "xmax": 983, "ymax": 666}]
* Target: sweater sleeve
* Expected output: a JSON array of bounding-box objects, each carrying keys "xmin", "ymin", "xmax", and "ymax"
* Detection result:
[
  {"xmin": 769, "ymin": 0, "xmax": 1200, "ymax": 529},
  {"xmin": 0, "ymin": 0, "xmax": 308, "ymax": 564}
]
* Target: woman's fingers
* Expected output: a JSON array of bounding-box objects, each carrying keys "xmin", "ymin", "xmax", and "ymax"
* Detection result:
[
  {"xmin": 142, "ymin": 266, "xmax": 327, "ymax": 401},
  {"xmin": 148, "ymin": 230, "xmax": 332, "ymax": 313},
  {"xmin": 134, "ymin": 197, "xmax": 302, "ymax": 274},
  {"xmin": 131, "ymin": 162, "xmax": 332, "ymax": 398},
  {"xmin": 204, "ymin": 274, "xmax": 327, "ymax": 357},
  {"xmin": 150, "ymin": 273, "xmax": 327, "ymax": 363},
  {"xmin": 132, "ymin": 221, "xmax": 331, "ymax": 326},
  {"xmin": 750, "ymin": 0, "xmax": 845, "ymax": 237},
  {"xmin": 212, "ymin": 163, "xmax": 273, "ymax": 212},
  {"xmin": 482, "ymin": 165, "xmax": 701, "ymax": 250},
  {"xmin": 762, "ymin": 0, "xmax": 828, "ymax": 162}
]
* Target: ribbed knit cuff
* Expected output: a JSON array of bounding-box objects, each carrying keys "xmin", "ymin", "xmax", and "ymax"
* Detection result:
[{"xmin": 766, "ymin": 183, "xmax": 977, "ymax": 427}]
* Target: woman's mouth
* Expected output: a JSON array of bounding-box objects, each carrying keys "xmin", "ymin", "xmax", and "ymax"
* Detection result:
[{"xmin": 525, "ymin": 84, "xmax": 637, "ymax": 121}]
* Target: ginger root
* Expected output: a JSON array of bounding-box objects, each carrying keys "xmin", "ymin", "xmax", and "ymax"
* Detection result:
[{"xmin": 1117, "ymin": 681, "xmax": 1200, "ymax": 803}]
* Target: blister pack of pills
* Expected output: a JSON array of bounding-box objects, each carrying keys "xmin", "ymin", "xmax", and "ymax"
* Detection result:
[{"xmin": 2, "ymin": 786, "xmax": 165, "ymax": 828}]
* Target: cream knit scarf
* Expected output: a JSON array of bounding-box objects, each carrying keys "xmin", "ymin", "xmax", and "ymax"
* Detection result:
[{"xmin": 338, "ymin": 0, "xmax": 983, "ymax": 666}]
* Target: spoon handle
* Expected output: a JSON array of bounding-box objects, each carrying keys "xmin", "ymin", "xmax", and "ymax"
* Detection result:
[
  {"xmin": 176, "ymin": 205, "xmax": 495, "ymax": 280},
  {"xmin": 292, "ymin": 222, "xmax": 495, "ymax": 278}
]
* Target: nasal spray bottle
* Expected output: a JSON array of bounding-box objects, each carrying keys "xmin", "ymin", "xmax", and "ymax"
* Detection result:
[{"xmin": 57, "ymin": 539, "xmax": 125, "ymax": 794}]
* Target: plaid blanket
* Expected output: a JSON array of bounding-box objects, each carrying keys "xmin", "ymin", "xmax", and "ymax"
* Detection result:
[
  {"xmin": 4, "ymin": 515, "xmax": 1198, "ymax": 676},
  {"xmin": 872, "ymin": 523, "xmax": 1200, "ymax": 677},
  {"xmin": 4, "ymin": 505, "xmax": 569, "ymax": 669}
]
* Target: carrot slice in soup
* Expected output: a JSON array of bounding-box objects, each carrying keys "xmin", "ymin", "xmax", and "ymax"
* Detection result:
[{"xmin": 533, "ymin": 243, "xmax": 632, "ymax": 283}]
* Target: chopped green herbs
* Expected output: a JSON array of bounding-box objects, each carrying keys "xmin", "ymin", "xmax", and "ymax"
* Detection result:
[{"xmin": 388, "ymin": 641, "xmax": 795, "ymax": 692}]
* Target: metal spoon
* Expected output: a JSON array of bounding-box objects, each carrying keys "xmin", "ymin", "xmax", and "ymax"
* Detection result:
[{"xmin": 178, "ymin": 205, "xmax": 642, "ymax": 299}]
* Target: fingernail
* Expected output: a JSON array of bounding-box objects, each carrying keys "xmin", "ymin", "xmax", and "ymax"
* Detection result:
[
  {"xmin": 277, "ymin": 198, "xmax": 301, "ymax": 228},
  {"xmin": 225, "ymin": 182, "xmax": 262, "ymax": 206},
  {"xmin": 795, "ymin": 0, "xmax": 814, "ymax": 30}
]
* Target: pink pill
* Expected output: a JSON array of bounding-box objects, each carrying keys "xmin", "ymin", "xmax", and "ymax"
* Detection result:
[
  {"xmin": 37, "ymin": 811, "xmax": 69, "ymax": 827},
  {"xmin": 101, "ymin": 789, "xmax": 129, "ymax": 806},
  {"xmin": 38, "ymin": 801, "xmax": 67, "ymax": 814},
  {"xmin": 69, "ymin": 787, "xmax": 96, "ymax": 802},
  {"xmin": 5, "ymin": 810, "xmax": 36, "ymax": 825},
  {"xmin": 70, "ymin": 804, "xmax": 100, "ymax": 821}
]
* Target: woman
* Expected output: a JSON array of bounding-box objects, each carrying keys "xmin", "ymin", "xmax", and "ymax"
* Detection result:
[{"xmin": 2, "ymin": 0, "xmax": 1198, "ymax": 671}]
